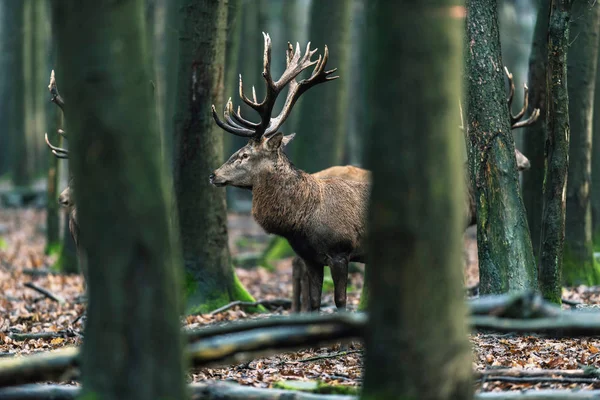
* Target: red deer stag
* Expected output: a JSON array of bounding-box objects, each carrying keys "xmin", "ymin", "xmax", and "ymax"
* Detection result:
[
  {"xmin": 210, "ymin": 33, "xmax": 367, "ymax": 312},
  {"xmin": 44, "ymin": 70, "xmax": 85, "ymax": 283}
]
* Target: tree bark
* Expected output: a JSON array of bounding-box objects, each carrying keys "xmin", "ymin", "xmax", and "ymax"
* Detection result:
[
  {"xmin": 173, "ymin": 0, "xmax": 257, "ymax": 314},
  {"xmin": 539, "ymin": 0, "xmax": 574, "ymax": 303},
  {"xmin": 563, "ymin": 0, "xmax": 600, "ymax": 284},
  {"xmin": 522, "ymin": 0, "xmax": 551, "ymax": 261},
  {"xmin": 52, "ymin": 1, "xmax": 187, "ymax": 399},
  {"xmin": 361, "ymin": 2, "xmax": 472, "ymax": 399},
  {"xmin": 466, "ymin": 0, "xmax": 537, "ymax": 294},
  {"xmin": 593, "ymin": 37, "xmax": 600, "ymax": 250},
  {"xmin": 292, "ymin": 0, "xmax": 352, "ymax": 173},
  {"xmin": 10, "ymin": 1, "xmax": 30, "ymax": 187}
]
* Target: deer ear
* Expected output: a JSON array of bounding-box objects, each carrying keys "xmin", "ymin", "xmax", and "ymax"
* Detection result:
[
  {"xmin": 264, "ymin": 132, "xmax": 284, "ymax": 151},
  {"xmin": 281, "ymin": 133, "xmax": 296, "ymax": 148}
]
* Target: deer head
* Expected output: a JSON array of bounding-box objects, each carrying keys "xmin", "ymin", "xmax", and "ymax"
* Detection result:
[{"xmin": 209, "ymin": 33, "xmax": 337, "ymax": 189}]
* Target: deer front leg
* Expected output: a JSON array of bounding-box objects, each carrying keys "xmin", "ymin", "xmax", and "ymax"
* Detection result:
[
  {"xmin": 330, "ymin": 258, "xmax": 349, "ymax": 311},
  {"xmin": 291, "ymin": 256, "xmax": 303, "ymax": 313},
  {"xmin": 304, "ymin": 261, "xmax": 324, "ymax": 312}
]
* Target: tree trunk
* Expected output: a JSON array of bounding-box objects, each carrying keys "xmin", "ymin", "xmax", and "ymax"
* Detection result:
[
  {"xmin": 563, "ymin": 0, "xmax": 600, "ymax": 285},
  {"xmin": 361, "ymin": 2, "xmax": 472, "ymax": 399},
  {"xmin": 52, "ymin": 1, "xmax": 186, "ymax": 399},
  {"xmin": 539, "ymin": 0, "xmax": 574, "ymax": 303},
  {"xmin": 173, "ymin": 0, "xmax": 257, "ymax": 314},
  {"xmin": 593, "ymin": 36, "xmax": 600, "ymax": 251},
  {"xmin": 10, "ymin": 1, "xmax": 30, "ymax": 187},
  {"xmin": 292, "ymin": 0, "xmax": 352, "ymax": 173},
  {"xmin": 522, "ymin": 0, "xmax": 551, "ymax": 261},
  {"xmin": 465, "ymin": 0, "xmax": 537, "ymax": 294}
]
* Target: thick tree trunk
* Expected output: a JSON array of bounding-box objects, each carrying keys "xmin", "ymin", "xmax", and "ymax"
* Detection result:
[
  {"xmin": 563, "ymin": 0, "xmax": 600, "ymax": 285},
  {"xmin": 539, "ymin": 0, "xmax": 573, "ymax": 303},
  {"xmin": 52, "ymin": 1, "xmax": 186, "ymax": 399},
  {"xmin": 522, "ymin": 0, "xmax": 550, "ymax": 261},
  {"xmin": 293, "ymin": 0, "xmax": 352, "ymax": 173},
  {"xmin": 361, "ymin": 2, "xmax": 472, "ymax": 399},
  {"xmin": 465, "ymin": 0, "xmax": 537, "ymax": 294},
  {"xmin": 593, "ymin": 40, "xmax": 600, "ymax": 249},
  {"xmin": 173, "ymin": 0, "xmax": 257, "ymax": 314}
]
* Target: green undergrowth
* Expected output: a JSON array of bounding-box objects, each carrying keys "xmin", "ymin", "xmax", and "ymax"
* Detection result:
[
  {"xmin": 562, "ymin": 246, "xmax": 600, "ymax": 286},
  {"xmin": 0, "ymin": 237, "xmax": 7, "ymax": 251},
  {"xmin": 184, "ymin": 269, "xmax": 266, "ymax": 315},
  {"xmin": 259, "ymin": 236, "xmax": 294, "ymax": 271},
  {"xmin": 45, "ymin": 242, "xmax": 61, "ymax": 256},
  {"xmin": 274, "ymin": 380, "xmax": 359, "ymax": 395}
]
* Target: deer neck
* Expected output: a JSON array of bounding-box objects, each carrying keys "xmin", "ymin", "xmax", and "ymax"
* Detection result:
[{"xmin": 251, "ymin": 156, "xmax": 320, "ymax": 236}]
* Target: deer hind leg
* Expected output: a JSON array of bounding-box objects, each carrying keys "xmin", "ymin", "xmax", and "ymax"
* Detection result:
[
  {"xmin": 304, "ymin": 261, "xmax": 324, "ymax": 312},
  {"xmin": 330, "ymin": 257, "xmax": 349, "ymax": 311}
]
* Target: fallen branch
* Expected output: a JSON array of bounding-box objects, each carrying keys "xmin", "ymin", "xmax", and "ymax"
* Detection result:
[
  {"xmin": 479, "ymin": 376, "xmax": 599, "ymax": 384},
  {"xmin": 0, "ymin": 347, "xmax": 79, "ymax": 387},
  {"xmin": 471, "ymin": 313, "xmax": 600, "ymax": 336},
  {"xmin": 469, "ymin": 291, "xmax": 561, "ymax": 318},
  {"xmin": 3, "ymin": 383, "xmax": 600, "ymax": 400},
  {"xmin": 186, "ymin": 313, "xmax": 366, "ymax": 342},
  {"xmin": 208, "ymin": 299, "xmax": 292, "ymax": 315},
  {"xmin": 8, "ymin": 331, "xmax": 77, "ymax": 342},
  {"xmin": 23, "ymin": 283, "xmax": 65, "ymax": 304},
  {"xmin": 475, "ymin": 368, "xmax": 600, "ymax": 378}
]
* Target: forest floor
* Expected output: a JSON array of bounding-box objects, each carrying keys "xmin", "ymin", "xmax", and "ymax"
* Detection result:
[{"xmin": 1, "ymin": 208, "xmax": 600, "ymax": 395}]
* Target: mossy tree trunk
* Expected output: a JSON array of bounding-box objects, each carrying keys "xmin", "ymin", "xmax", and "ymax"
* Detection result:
[
  {"xmin": 361, "ymin": 2, "xmax": 472, "ymax": 399},
  {"xmin": 0, "ymin": 2, "xmax": 8, "ymax": 177},
  {"xmin": 593, "ymin": 39, "xmax": 600, "ymax": 250},
  {"xmin": 173, "ymin": 0, "xmax": 257, "ymax": 314},
  {"xmin": 539, "ymin": 0, "xmax": 574, "ymax": 304},
  {"xmin": 563, "ymin": 0, "xmax": 600, "ymax": 285},
  {"xmin": 52, "ymin": 1, "xmax": 186, "ymax": 399},
  {"xmin": 293, "ymin": 0, "xmax": 352, "ymax": 173},
  {"xmin": 10, "ymin": 1, "xmax": 30, "ymax": 187},
  {"xmin": 465, "ymin": 0, "xmax": 537, "ymax": 294},
  {"xmin": 522, "ymin": 0, "xmax": 550, "ymax": 261}
]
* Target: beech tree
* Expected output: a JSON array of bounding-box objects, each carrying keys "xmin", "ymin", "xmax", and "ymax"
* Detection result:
[
  {"xmin": 361, "ymin": 1, "xmax": 472, "ymax": 399},
  {"xmin": 465, "ymin": 0, "xmax": 537, "ymax": 294},
  {"xmin": 52, "ymin": 1, "xmax": 186, "ymax": 398},
  {"xmin": 172, "ymin": 0, "xmax": 257, "ymax": 313}
]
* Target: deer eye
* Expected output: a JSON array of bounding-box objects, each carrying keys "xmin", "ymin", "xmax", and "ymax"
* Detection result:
[{"xmin": 240, "ymin": 153, "xmax": 249, "ymax": 160}]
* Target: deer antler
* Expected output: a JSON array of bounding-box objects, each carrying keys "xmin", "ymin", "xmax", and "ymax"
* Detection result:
[
  {"xmin": 504, "ymin": 66, "xmax": 540, "ymax": 129},
  {"xmin": 212, "ymin": 32, "xmax": 338, "ymax": 139},
  {"xmin": 45, "ymin": 70, "xmax": 69, "ymax": 159}
]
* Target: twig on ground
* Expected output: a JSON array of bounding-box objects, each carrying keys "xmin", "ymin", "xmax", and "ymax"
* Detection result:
[
  {"xmin": 23, "ymin": 283, "xmax": 65, "ymax": 304},
  {"xmin": 562, "ymin": 298, "xmax": 583, "ymax": 307},
  {"xmin": 8, "ymin": 331, "xmax": 74, "ymax": 342},
  {"xmin": 295, "ymin": 350, "xmax": 362, "ymax": 363},
  {"xmin": 208, "ymin": 298, "xmax": 292, "ymax": 316}
]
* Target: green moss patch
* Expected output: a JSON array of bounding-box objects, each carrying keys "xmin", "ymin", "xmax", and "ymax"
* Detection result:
[{"xmin": 274, "ymin": 380, "xmax": 359, "ymax": 395}]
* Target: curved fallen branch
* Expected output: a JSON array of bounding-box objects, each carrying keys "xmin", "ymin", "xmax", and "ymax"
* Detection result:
[
  {"xmin": 0, "ymin": 347, "xmax": 79, "ymax": 387},
  {"xmin": 3, "ymin": 383, "xmax": 600, "ymax": 400},
  {"xmin": 471, "ymin": 313, "xmax": 600, "ymax": 336},
  {"xmin": 208, "ymin": 299, "xmax": 292, "ymax": 315}
]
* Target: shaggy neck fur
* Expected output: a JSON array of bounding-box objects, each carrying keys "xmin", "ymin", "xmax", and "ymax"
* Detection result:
[{"xmin": 251, "ymin": 152, "xmax": 321, "ymax": 237}]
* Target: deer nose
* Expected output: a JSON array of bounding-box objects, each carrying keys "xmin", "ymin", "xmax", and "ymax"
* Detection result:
[
  {"xmin": 209, "ymin": 173, "xmax": 216, "ymax": 184},
  {"xmin": 58, "ymin": 195, "xmax": 68, "ymax": 207}
]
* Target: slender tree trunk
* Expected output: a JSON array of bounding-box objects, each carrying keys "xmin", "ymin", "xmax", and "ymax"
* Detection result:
[
  {"xmin": 563, "ymin": 0, "xmax": 600, "ymax": 285},
  {"xmin": 293, "ymin": 0, "xmax": 352, "ymax": 173},
  {"xmin": 593, "ymin": 37, "xmax": 600, "ymax": 250},
  {"xmin": 465, "ymin": 0, "xmax": 537, "ymax": 294},
  {"xmin": 361, "ymin": 2, "xmax": 472, "ymax": 399},
  {"xmin": 173, "ymin": 0, "xmax": 257, "ymax": 314},
  {"xmin": 539, "ymin": 0, "xmax": 573, "ymax": 304},
  {"xmin": 0, "ymin": 1, "xmax": 8, "ymax": 178},
  {"xmin": 52, "ymin": 1, "xmax": 186, "ymax": 399},
  {"xmin": 11, "ymin": 1, "xmax": 30, "ymax": 187},
  {"xmin": 522, "ymin": 0, "xmax": 550, "ymax": 261}
]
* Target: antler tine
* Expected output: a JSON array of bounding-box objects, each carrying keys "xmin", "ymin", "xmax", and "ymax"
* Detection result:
[
  {"xmin": 233, "ymin": 105, "xmax": 260, "ymax": 129},
  {"xmin": 504, "ymin": 66, "xmax": 515, "ymax": 111},
  {"xmin": 211, "ymin": 104, "xmax": 255, "ymax": 137},
  {"xmin": 510, "ymin": 83, "xmax": 529, "ymax": 124},
  {"xmin": 48, "ymin": 69, "xmax": 65, "ymax": 112},
  {"xmin": 57, "ymin": 129, "xmax": 67, "ymax": 138},
  {"xmin": 512, "ymin": 108, "xmax": 540, "ymax": 129},
  {"xmin": 45, "ymin": 132, "xmax": 69, "ymax": 159}
]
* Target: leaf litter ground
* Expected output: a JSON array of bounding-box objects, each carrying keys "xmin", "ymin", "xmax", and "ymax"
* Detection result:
[{"xmin": 2, "ymin": 209, "xmax": 600, "ymax": 394}]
